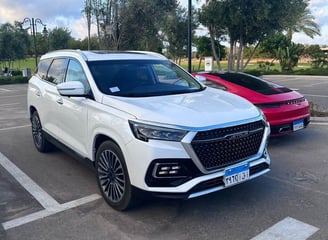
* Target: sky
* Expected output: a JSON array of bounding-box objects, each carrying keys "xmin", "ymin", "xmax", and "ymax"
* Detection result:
[{"xmin": 0, "ymin": 0, "xmax": 327, "ymax": 45}]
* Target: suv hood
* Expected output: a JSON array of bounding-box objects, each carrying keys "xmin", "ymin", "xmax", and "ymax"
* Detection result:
[{"xmin": 102, "ymin": 88, "xmax": 260, "ymax": 128}]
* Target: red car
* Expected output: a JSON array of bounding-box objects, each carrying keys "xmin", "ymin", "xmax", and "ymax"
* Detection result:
[{"xmin": 194, "ymin": 72, "xmax": 310, "ymax": 136}]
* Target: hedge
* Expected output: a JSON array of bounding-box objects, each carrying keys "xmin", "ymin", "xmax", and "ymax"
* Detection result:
[{"xmin": 0, "ymin": 76, "xmax": 29, "ymax": 85}]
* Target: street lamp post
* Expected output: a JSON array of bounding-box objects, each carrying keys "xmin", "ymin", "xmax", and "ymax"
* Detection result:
[
  {"xmin": 21, "ymin": 18, "xmax": 47, "ymax": 68},
  {"xmin": 188, "ymin": 0, "xmax": 192, "ymax": 73}
]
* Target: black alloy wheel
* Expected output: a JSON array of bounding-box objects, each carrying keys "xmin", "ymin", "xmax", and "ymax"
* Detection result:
[{"xmin": 96, "ymin": 141, "xmax": 136, "ymax": 210}]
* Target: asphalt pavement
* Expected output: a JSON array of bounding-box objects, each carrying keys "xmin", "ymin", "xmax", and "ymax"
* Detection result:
[{"xmin": 1, "ymin": 79, "xmax": 328, "ymax": 240}]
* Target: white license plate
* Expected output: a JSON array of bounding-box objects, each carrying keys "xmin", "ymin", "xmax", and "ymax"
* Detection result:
[
  {"xmin": 293, "ymin": 119, "xmax": 304, "ymax": 131},
  {"xmin": 224, "ymin": 163, "xmax": 250, "ymax": 187}
]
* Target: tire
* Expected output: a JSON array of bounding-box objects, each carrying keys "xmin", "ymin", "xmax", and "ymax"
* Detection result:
[
  {"xmin": 31, "ymin": 111, "xmax": 53, "ymax": 152},
  {"xmin": 95, "ymin": 141, "xmax": 136, "ymax": 211}
]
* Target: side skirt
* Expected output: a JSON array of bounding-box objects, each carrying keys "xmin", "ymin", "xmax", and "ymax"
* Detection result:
[{"xmin": 43, "ymin": 131, "xmax": 95, "ymax": 171}]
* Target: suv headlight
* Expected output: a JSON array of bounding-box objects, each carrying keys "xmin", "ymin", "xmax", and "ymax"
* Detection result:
[
  {"xmin": 256, "ymin": 107, "xmax": 267, "ymax": 122},
  {"xmin": 256, "ymin": 107, "xmax": 270, "ymax": 132},
  {"xmin": 129, "ymin": 121, "xmax": 187, "ymax": 142}
]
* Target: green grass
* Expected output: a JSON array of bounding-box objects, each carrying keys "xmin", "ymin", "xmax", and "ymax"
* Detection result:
[
  {"xmin": 179, "ymin": 59, "xmax": 328, "ymax": 76},
  {"xmin": 1, "ymin": 57, "xmax": 327, "ymax": 87},
  {"xmin": 1, "ymin": 57, "xmax": 37, "ymax": 73},
  {"xmin": 12, "ymin": 58, "xmax": 37, "ymax": 72}
]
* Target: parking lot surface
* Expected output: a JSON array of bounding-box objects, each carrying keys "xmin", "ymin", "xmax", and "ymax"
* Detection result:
[
  {"xmin": 263, "ymin": 75, "xmax": 328, "ymax": 111},
  {"xmin": 1, "ymin": 80, "xmax": 328, "ymax": 240}
]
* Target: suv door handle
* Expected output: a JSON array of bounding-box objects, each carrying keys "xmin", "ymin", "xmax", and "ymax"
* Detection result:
[
  {"xmin": 35, "ymin": 90, "xmax": 41, "ymax": 97},
  {"xmin": 56, "ymin": 98, "xmax": 63, "ymax": 105}
]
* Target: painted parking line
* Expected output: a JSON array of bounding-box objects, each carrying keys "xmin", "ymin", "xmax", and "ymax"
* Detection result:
[
  {"xmin": 0, "ymin": 94, "xmax": 26, "ymax": 99},
  {"xmin": 0, "ymin": 88, "xmax": 12, "ymax": 92},
  {"xmin": 304, "ymin": 93, "xmax": 328, "ymax": 98},
  {"xmin": 250, "ymin": 217, "xmax": 319, "ymax": 240},
  {"xmin": 0, "ymin": 152, "xmax": 101, "ymax": 230},
  {"xmin": 0, "ymin": 102, "xmax": 20, "ymax": 106},
  {"xmin": 0, "ymin": 152, "xmax": 60, "ymax": 209},
  {"xmin": 311, "ymin": 122, "xmax": 328, "ymax": 126},
  {"xmin": 0, "ymin": 125, "xmax": 31, "ymax": 132},
  {"xmin": 2, "ymin": 194, "xmax": 101, "ymax": 230}
]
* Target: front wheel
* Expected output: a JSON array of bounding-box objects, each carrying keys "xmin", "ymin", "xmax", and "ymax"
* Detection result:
[{"xmin": 95, "ymin": 141, "xmax": 136, "ymax": 211}]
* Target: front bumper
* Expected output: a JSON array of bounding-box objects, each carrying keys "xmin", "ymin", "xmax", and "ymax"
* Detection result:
[
  {"xmin": 147, "ymin": 155, "xmax": 270, "ymax": 199},
  {"xmin": 124, "ymin": 116, "xmax": 271, "ymax": 199}
]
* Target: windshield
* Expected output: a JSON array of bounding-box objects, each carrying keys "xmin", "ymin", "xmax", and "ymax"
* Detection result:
[{"xmin": 88, "ymin": 60, "xmax": 203, "ymax": 97}]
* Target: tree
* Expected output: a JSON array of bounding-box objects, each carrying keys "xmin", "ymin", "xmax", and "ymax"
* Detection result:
[
  {"xmin": 260, "ymin": 33, "xmax": 291, "ymax": 60},
  {"xmin": 161, "ymin": 4, "xmax": 198, "ymax": 63},
  {"xmin": 198, "ymin": 1, "xmax": 227, "ymax": 71},
  {"xmin": 35, "ymin": 32, "xmax": 49, "ymax": 55},
  {"xmin": 260, "ymin": 33, "xmax": 304, "ymax": 71},
  {"xmin": 0, "ymin": 23, "xmax": 30, "ymax": 70},
  {"xmin": 277, "ymin": 42, "xmax": 304, "ymax": 71},
  {"xmin": 83, "ymin": 0, "xmax": 177, "ymax": 51},
  {"xmin": 48, "ymin": 27, "xmax": 72, "ymax": 50},
  {"xmin": 303, "ymin": 45, "xmax": 327, "ymax": 68},
  {"xmin": 80, "ymin": 36, "xmax": 100, "ymax": 50},
  {"xmin": 82, "ymin": 0, "xmax": 122, "ymax": 49},
  {"xmin": 119, "ymin": 0, "xmax": 177, "ymax": 51},
  {"xmin": 83, "ymin": 0, "xmax": 93, "ymax": 50},
  {"xmin": 199, "ymin": 0, "xmax": 311, "ymax": 72},
  {"xmin": 286, "ymin": 7, "xmax": 321, "ymax": 40},
  {"xmin": 195, "ymin": 36, "xmax": 226, "ymax": 71}
]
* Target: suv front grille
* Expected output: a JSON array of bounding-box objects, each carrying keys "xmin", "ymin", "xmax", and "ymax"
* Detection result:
[{"xmin": 191, "ymin": 121, "xmax": 265, "ymax": 170}]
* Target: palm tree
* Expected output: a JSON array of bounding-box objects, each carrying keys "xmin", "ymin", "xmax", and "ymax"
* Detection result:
[{"xmin": 286, "ymin": 7, "xmax": 321, "ymax": 40}]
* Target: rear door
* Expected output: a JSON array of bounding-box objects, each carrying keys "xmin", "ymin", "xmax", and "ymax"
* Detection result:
[{"xmin": 40, "ymin": 58, "xmax": 69, "ymax": 140}]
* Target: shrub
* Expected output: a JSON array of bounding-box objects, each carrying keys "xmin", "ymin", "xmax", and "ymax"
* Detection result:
[
  {"xmin": 11, "ymin": 70, "xmax": 23, "ymax": 76},
  {"xmin": 257, "ymin": 61, "xmax": 274, "ymax": 71},
  {"xmin": 0, "ymin": 76, "xmax": 29, "ymax": 85}
]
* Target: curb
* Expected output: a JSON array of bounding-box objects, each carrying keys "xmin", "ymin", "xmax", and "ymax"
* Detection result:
[{"xmin": 310, "ymin": 116, "xmax": 328, "ymax": 123}]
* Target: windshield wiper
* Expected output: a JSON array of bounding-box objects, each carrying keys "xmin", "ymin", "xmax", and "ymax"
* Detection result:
[{"xmin": 163, "ymin": 88, "xmax": 204, "ymax": 95}]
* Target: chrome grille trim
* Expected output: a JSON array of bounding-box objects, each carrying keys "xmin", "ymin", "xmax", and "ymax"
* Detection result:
[
  {"xmin": 193, "ymin": 127, "xmax": 264, "ymax": 143},
  {"xmin": 182, "ymin": 116, "xmax": 270, "ymax": 174}
]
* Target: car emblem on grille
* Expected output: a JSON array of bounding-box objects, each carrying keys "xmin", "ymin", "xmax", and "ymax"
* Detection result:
[{"xmin": 225, "ymin": 131, "xmax": 249, "ymax": 140}]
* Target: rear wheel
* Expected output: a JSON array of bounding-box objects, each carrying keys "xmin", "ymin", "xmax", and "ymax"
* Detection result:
[
  {"xmin": 31, "ymin": 111, "xmax": 53, "ymax": 152},
  {"xmin": 95, "ymin": 141, "xmax": 136, "ymax": 211}
]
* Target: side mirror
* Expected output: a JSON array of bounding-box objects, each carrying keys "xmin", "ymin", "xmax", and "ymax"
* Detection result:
[
  {"xmin": 57, "ymin": 81, "xmax": 85, "ymax": 97},
  {"xmin": 194, "ymin": 75, "xmax": 206, "ymax": 84}
]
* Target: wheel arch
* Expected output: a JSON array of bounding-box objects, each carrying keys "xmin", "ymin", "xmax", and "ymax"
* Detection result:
[
  {"xmin": 93, "ymin": 134, "xmax": 121, "ymax": 162},
  {"xmin": 29, "ymin": 106, "xmax": 37, "ymax": 118}
]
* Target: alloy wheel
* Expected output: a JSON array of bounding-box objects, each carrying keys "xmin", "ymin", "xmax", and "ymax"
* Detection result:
[{"xmin": 97, "ymin": 149, "xmax": 126, "ymax": 203}]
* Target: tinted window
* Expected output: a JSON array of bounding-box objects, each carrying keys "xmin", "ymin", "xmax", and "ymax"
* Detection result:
[
  {"xmin": 205, "ymin": 80, "xmax": 227, "ymax": 91},
  {"xmin": 37, "ymin": 58, "xmax": 52, "ymax": 80},
  {"xmin": 210, "ymin": 73, "xmax": 292, "ymax": 95},
  {"xmin": 65, "ymin": 59, "xmax": 91, "ymax": 94},
  {"xmin": 88, "ymin": 60, "xmax": 203, "ymax": 97},
  {"xmin": 47, "ymin": 58, "xmax": 68, "ymax": 85}
]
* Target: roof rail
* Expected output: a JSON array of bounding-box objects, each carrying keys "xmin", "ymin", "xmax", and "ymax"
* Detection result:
[
  {"xmin": 126, "ymin": 51, "xmax": 167, "ymax": 60},
  {"xmin": 45, "ymin": 49, "xmax": 88, "ymax": 60}
]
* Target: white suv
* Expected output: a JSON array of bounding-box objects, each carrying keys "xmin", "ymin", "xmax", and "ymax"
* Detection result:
[{"xmin": 27, "ymin": 50, "xmax": 270, "ymax": 210}]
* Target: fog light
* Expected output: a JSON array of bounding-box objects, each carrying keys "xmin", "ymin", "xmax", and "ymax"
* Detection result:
[
  {"xmin": 154, "ymin": 163, "xmax": 186, "ymax": 178},
  {"xmin": 160, "ymin": 166, "xmax": 170, "ymax": 171}
]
